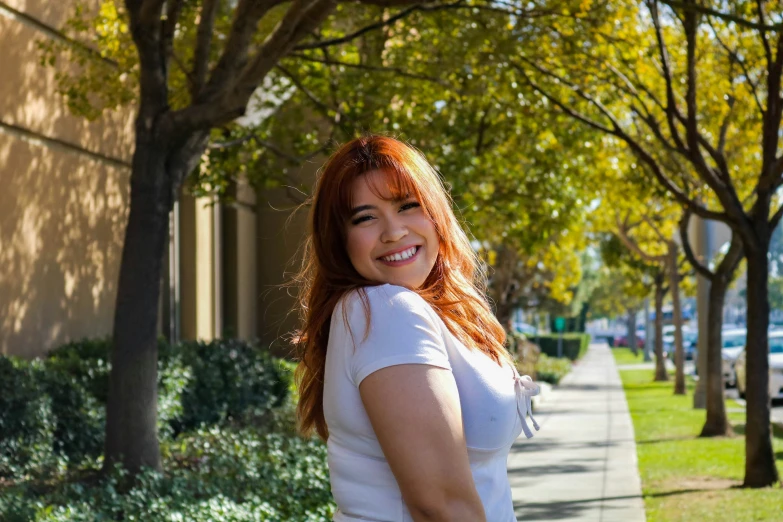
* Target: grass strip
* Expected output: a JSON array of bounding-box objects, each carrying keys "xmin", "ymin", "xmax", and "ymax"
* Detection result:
[
  {"xmin": 612, "ymin": 347, "xmax": 647, "ymax": 366},
  {"xmin": 612, "ymin": 353, "xmax": 783, "ymax": 522}
]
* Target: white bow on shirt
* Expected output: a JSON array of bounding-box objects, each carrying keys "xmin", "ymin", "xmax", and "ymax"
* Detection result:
[{"xmin": 513, "ymin": 371, "xmax": 541, "ymax": 439}]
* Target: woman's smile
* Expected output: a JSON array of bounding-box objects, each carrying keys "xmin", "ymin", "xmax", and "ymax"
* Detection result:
[{"xmin": 377, "ymin": 245, "xmax": 422, "ymax": 266}]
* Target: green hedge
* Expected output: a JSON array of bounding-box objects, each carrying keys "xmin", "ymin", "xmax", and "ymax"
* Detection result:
[
  {"xmin": 533, "ymin": 353, "xmax": 572, "ymax": 385},
  {"xmin": 0, "ymin": 428, "xmax": 335, "ymax": 522},
  {"xmin": 0, "ymin": 339, "xmax": 336, "ymax": 521},
  {"xmin": 532, "ymin": 333, "xmax": 591, "ymax": 361},
  {"xmin": 0, "ymin": 338, "xmax": 292, "ymax": 477}
]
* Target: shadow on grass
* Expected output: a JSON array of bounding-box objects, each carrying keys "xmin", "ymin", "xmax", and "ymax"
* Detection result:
[
  {"xmin": 636, "ymin": 435, "xmax": 698, "ymax": 445},
  {"xmin": 512, "ymin": 487, "xmax": 744, "ymax": 521},
  {"xmin": 728, "ymin": 422, "xmax": 783, "ymax": 439}
]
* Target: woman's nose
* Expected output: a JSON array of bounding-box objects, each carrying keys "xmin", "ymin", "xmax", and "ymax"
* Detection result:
[{"xmin": 380, "ymin": 216, "xmax": 408, "ymax": 243}]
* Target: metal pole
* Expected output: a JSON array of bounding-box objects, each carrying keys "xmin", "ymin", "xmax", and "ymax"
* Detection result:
[{"xmin": 557, "ymin": 330, "xmax": 563, "ymax": 358}]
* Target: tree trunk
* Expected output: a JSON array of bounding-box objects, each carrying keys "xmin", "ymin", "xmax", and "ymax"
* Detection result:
[
  {"xmin": 654, "ymin": 272, "xmax": 668, "ymax": 382},
  {"xmin": 700, "ymin": 269, "xmax": 732, "ymax": 436},
  {"xmin": 742, "ymin": 248, "xmax": 779, "ymax": 487},
  {"xmin": 496, "ymin": 302, "xmax": 514, "ymax": 333},
  {"xmin": 669, "ymin": 242, "xmax": 686, "ymax": 395},
  {"xmin": 103, "ymin": 135, "xmax": 171, "ymax": 474},
  {"xmin": 699, "ymin": 235, "xmax": 743, "ymax": 437},
  {"xmin": 103, "ymin": 118, "xmax": 208, "ymax": 475},
  {"xmin": 627, "ymin": 308, "xmax": 638, "ymax": 356}
]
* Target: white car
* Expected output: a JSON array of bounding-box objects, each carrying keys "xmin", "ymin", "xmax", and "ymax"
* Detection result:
[
  {"xmin": 735, "ymin": 331, "xmax": 783, "ymax": 400},
  {"xmin": 721, "ymin": 328, "xmax": 747, "ymax": 387},
  {"xmin": 661, "ymin": 325, "xmax": 696, "ymax": 360}
]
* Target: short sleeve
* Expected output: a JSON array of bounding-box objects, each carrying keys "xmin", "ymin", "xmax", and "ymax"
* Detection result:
[{"xmin": 337, "ymin": 285, "xmax": 452, "ymax": 387}]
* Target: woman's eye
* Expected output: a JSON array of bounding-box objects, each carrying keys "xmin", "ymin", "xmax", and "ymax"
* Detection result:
[
  {"xmin": 351, "ymin": 215, "xmax": 373, "ymax": 225},
  {"xmin": 400, "ymin": 201, "xmax": 421, "ymax": 211}
]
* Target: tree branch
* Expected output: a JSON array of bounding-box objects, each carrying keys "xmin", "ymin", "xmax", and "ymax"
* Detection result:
[
  {"xmin": 124, "ymin": 0, "xmax": 167, "ymax": 112},
  {"xmin": 192, "ymin": 0, "xmax": 220, "ymax": 98},
  {"xmin": 756, "ymin": 0, "xmax": 773, "ymax": 65},
  {"xmin": 642, "ymin": 215, "xmax": 670, "ymax": 244},
  {"xmin": 758, "ymin": 28, "xmax": 783, "ymax": 191},
  {"xmin": 160, "ymin": 0, "xmax": 183, "ymax": 75},
  {"xmin": 615, "ymin": 216, "xmax": 667, "ymax": 264},
  {"xmin": 772, "ymin": 203, "xmax": 783, "ymax": 230},
  {"xmin": 274, "ymin": 63, "xmax": 349, "ymax": 130},
  {"xmin": 677, "ymin": 2, "xmax": 746, "ymax": 221},
  {"xmin": 139, "ymin": 0, "xmax": 167, "ymax": 24},
  {"xmin": 657, "ymin": 0, "xmax": 783, "ymax": 31},
  {"xmin": 286, "ymin": 53, "xmax": 451, "ymax": 86},
  {"xmin": 197, "ymin": 0, "xmax": 289, "ymax": 103},
  {"xmin": 512, "ymin": 59, "xmax": 728, "ymax": 223},
  {"xmin": 678, "ymin": 207, "xmax": 714, "ymax": 280},
  {"xmin": 707, "ymin": 18, "xmax": 764, "ymax": 115},
  {"xmin": 294, "ymin": 1, "xmax": 460, "ymax": 51},
  {"xmin": 649, "ymin": 0, "xmax": 688, "ymax": 154}
]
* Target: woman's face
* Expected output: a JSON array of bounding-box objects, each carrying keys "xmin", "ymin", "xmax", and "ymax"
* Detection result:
[{"xmin": 345, "ymin": 170, "xmax": 439, "ymax": 289}]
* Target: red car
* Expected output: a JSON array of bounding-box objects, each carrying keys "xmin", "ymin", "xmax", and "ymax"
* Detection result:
[{"xmin": 613, "ymin": 335, "xmax": 645, "ymax": 349}]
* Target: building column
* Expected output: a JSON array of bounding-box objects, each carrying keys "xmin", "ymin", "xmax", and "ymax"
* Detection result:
[
  {"xmin": 222, "ymin": 178, "xmax": 257, "ymax": 340},
  {"xmin": 179, "ymin": 191, "xmax": 221, "ymax": 341}
]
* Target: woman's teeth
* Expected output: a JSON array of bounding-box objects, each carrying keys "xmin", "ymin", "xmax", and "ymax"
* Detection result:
[{"xmin": 381, "ymin": 246, "xmax": 417, "ymax": 262}]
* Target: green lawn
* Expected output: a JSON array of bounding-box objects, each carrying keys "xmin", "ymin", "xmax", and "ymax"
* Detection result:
[
  {"xmin": 611, "ymin": 346, "xmax": 646, "ymax": 365},
  {"xmin": 615, "ymin": 365, "xmax": 783, "ymax": 522}
]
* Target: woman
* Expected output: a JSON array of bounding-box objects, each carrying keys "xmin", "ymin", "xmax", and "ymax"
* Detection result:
[{"xmin": 294, "ymin": 135, "xmax": 539, "ymax": 522}]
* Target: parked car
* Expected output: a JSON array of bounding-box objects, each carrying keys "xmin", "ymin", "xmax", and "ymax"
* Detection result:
[
  {"xmin": 613, "ymin": 334, "xmax": 645, "ymax": 349},
  {"xmin": 513, "ymin": 321, "xmax": 538, "ymax": 336},
  {"xmin": 720, "ymin": 328, "xmax": 747, "ymax": 388},
  {"xmin": 734, "ymin": 331, "xmax": 783, "ymax": 400},
  {"xmin": 662, "ymin": 326, "xmax": 697, "ymax": 360}
]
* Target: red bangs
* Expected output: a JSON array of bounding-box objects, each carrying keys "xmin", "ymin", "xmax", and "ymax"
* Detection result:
[{"xmin": 336, "ymin": 166, "xmax": 422, "ymax": 220}]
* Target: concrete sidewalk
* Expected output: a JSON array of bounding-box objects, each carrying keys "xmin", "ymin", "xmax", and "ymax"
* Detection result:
[{"xmin": 508, "ymin": 343, "xmax": 646, "ymax": 522}]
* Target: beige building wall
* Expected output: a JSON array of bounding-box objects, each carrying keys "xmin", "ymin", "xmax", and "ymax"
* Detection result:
[
  {"xmin": 0, "ymin": 0, "xmax": 309, "ymax": 357},
  {"xmin": 256, "ymin": 164, "xmax": 319, "ymax": 359},
  {"xmin": 0, "ymin": 0, "xmax": 135, "ymax": 357}
]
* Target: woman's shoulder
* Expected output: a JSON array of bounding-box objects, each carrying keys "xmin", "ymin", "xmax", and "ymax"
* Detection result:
[
  {"xmin": 340, "ymin": 284, "xmax": 430, "ymax": 312},
  {"xmin": 335, "ymin": 284, "xmax": 437, "ymax": 330}
]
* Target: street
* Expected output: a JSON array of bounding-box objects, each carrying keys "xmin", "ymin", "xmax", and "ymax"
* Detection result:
[{"xmin": 725, "ymin": 387, "xmax": 783, "ymax": 424}]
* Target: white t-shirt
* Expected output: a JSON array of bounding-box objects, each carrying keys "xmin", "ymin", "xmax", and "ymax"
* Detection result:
[{"xmin": 323, "ymin": 284, "xmax": 538, "ymax": 522}]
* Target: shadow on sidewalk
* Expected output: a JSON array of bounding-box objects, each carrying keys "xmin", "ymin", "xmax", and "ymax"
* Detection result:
[
  {"xmin": 513, "ymin": 494, "xmax": 644, "ymax": 520},
  {"xmin": 557, "ymin": 382, "xmax": 626, "ymax": 392}
]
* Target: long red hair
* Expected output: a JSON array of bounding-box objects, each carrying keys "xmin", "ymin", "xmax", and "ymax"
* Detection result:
[{"xmin": 293, "ymin": 135, "xmax": 511, "ymax": 440}]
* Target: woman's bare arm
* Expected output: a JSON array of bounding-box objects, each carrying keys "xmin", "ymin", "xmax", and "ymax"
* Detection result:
[{"xmin": 359, "ymin": 364, "xmax": 486, "ymax": 522}]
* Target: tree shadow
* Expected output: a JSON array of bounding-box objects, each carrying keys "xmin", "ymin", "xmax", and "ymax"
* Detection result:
[
  {"xmin": 514, "ymin": 493, "xmax": 644, "ymax": 520},
  {"xmin": 636, "ymin": 435, "xmax": 698, "ymax": 445},
  {"xmin": 0, "ymin": 4, "xmax": 135, "ymax": 358}
]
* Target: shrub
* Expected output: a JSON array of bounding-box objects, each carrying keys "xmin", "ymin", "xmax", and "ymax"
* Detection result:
[
  {"xmin": 44, "ymin": 337, "xmax": 291, "ymax": 438},
  {"xmin": 0, "ymin": 358, "xmax": 57, "ymax": 478},
  {"xmin": 534, "ymin": 353, "xmax": 572, "ymax": 385},
  {"xmin": 1, "ymin": 337, "xmax": 292, "ymax": 480},
  {"xmin": 36, "ymin": 369, "xmax": 104, "ymax": 468},
  {"xmin": 173, "ymin": 339, "xmax": 290, "ymax": 435},
  {"xmin": 0, "ymin": 428, "xmax": 335, "ymax": 522},
  {"xmin": 532, "ymin": 333, "xmax": 591, "ymax": 361}
]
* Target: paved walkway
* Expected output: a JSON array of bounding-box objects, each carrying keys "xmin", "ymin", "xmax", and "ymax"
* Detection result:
[{"xmin": 508, "ymin": 343, "xmax": 646, "ymax": 522}]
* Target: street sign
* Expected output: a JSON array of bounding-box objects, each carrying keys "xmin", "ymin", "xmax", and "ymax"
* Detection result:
[{"xmin": 554, "ymin": 317, "xmax": 566, "ymax": 332}]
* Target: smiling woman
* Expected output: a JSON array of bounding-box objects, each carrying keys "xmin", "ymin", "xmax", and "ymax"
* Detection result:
[
  {"xmin": 292, "ymin": 135, "xmax": 540, "ymax": 522},
  {"xmin": 344, "ymin": 170, "xmax": 440, "ymax": 290}
]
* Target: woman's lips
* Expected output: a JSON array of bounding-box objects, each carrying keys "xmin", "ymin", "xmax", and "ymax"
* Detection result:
[{"xmin": 377, "ymin": 246, "xmax": 421, "ymax": 267}]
